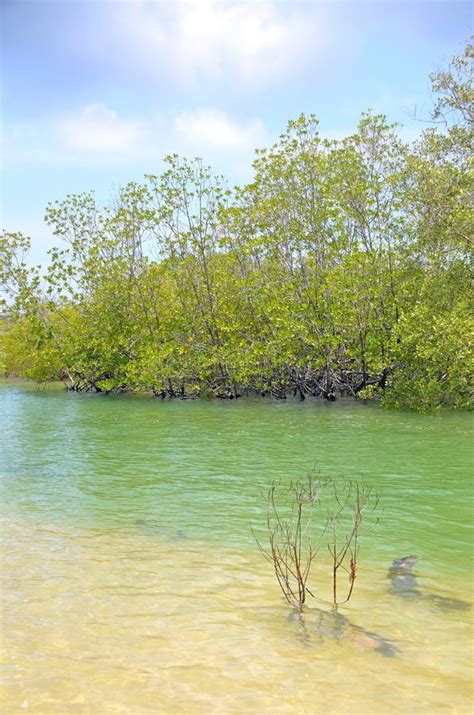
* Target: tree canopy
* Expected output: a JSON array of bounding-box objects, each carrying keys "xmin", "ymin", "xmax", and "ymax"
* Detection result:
[{"xmin": 1, "ymin": 41, "xmax": 472, "ymax": 410}]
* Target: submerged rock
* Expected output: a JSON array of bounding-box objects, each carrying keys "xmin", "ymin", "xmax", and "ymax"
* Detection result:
[
  {"xmin": 388, "ymin": 556, "xmax": 471, "ymax": 613},
  {"xmin": 388, "ymin": 555, "xmax": 420, "ymax": 598}
]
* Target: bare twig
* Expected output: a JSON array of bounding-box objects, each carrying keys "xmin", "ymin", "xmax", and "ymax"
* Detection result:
[{"xmin": 253, "ymin": 472, "xmax": 380, "ymax": 609}]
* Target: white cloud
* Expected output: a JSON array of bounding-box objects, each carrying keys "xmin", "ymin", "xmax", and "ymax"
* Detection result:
[
  {"xmin": 2, "ymin": 103, "xmax": 269, "ymax": 180},
  {"xmin": 55, "ymin": 103, "xmax": 149, "ymax": 155},
  {"xmin": 110, "ymin": 0, "xmax": 325, "ymax": 90},
  {"xmin": 174, "ymin": 108, "xmax": 266, "ymax": 154}
]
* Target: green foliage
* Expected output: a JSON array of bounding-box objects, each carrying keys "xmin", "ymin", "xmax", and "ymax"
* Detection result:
[
  {"xmin": 1, "ymin": 41, "xmax": 472, "ymax": 410},
  {"xmin": 383, "ymin": 292, "xmax": 473, "ymax": 411}
]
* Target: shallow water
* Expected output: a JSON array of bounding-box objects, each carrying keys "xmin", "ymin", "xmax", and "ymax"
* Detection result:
[{"xmin": 1, "ymin": 381, "xmax": 473, "ymax": 713}]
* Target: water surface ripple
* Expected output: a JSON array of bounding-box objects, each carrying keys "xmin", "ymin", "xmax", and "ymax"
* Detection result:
[{"xmin": 1, "ymin": 382, "xmax": 473, "ymax": 713}]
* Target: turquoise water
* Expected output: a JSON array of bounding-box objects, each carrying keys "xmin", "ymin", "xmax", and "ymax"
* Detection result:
[
  {"xmin": 2, "ymin": 382, "xmax": 472, "ymax": 573},
  {"xmin": 1, "ymin": 381, "xmax": 473, "ymax": 714}
]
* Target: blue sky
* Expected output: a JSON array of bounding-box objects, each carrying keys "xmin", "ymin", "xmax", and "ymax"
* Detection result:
[{"xmin": 1, "ymin": 0, "xmax": 471, "ymax": 264}]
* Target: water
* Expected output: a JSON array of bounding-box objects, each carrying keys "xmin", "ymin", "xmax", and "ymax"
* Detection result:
[{"xmin": 1, "ymin": 381, "xmax": 473, "ymax": 713}]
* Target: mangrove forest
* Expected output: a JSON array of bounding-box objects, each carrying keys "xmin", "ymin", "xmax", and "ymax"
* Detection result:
[{"xmin": 1, "ymin": 43, "xmax": 472, "ymax": 411}]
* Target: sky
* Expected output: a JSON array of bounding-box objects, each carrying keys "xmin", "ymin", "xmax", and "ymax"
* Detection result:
[{"xmin": 1, "ymin": 0, "xmax": 471, "ymax": 264}]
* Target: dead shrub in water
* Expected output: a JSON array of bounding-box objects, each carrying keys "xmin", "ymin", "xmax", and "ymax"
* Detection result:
[
  {"xmin": 253, "ymin": 475, "xmax": 327, "ymax": 606},
  {"xmin": 253, "ymin": 474, "xmax": 380, "ymax": 609},
  {"xmin": 326, "ymin": 480, "xmax": 379, "ymax": 606}
]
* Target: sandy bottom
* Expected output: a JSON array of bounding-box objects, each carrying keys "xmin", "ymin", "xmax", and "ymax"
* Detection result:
[{"xmin": 1, "ymin": 516, "xmax": 473, "ymax": 714}]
